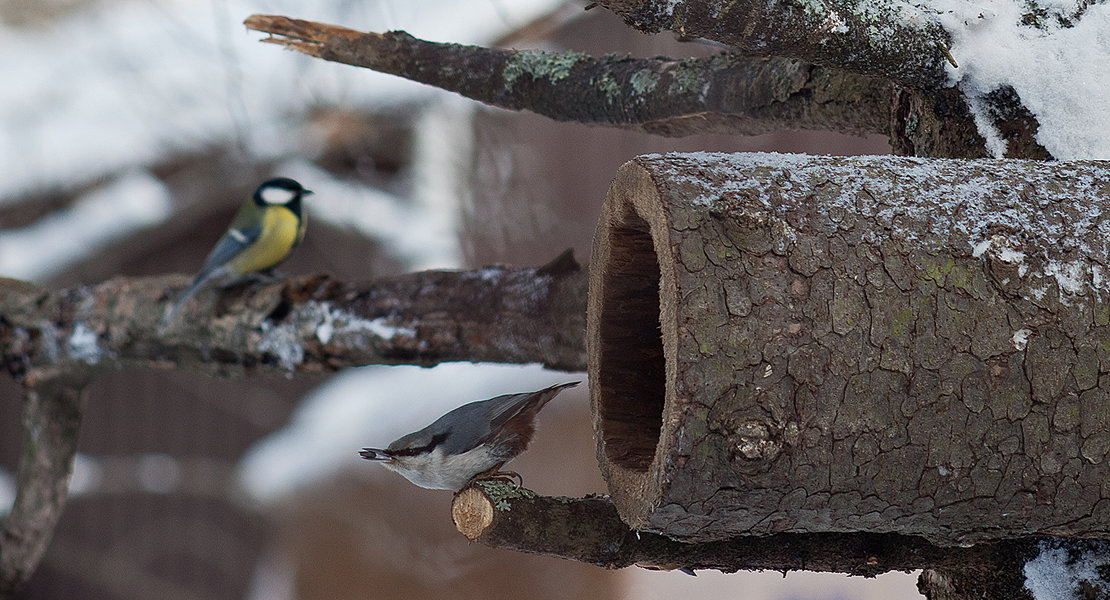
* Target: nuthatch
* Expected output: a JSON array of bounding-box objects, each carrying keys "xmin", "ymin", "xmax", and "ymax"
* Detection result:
[{"xmin": 360, "ymin": 381, "xmax": 579, "ymax": 490}]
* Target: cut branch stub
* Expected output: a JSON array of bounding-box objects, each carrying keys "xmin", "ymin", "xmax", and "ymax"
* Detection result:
[{"xmin": 587, "ymin": 152, "xmax": 1110, "ymax": 546}]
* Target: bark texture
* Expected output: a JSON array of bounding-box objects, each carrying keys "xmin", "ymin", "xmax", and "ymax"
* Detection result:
[
  {"xmin": 0, "ymin": 378, "xmax": 86, "ymax": 596},
  {"xmin": 0, "ymin": 257, "xmax": 587, "ymax": 380},
  {"xmin": 890, "ymin": 86, "xmax": 1053, "ymax": 160},
  {"xmin": 0, "ymin": 256, "xmax": 583, "ymax": 593},
  {"xmin": 242, "ymin": 15, "xmax": 1050, "ymax": 160},
  {"xmin": 451, "ymin": 482, "xmax": 1110, "ymax": 600},
  {"xmin": 244, "ymin": 15, "xmax": 892, "ymax": 138},
  {"xmin": 588, "ymin": 152, "xmax": 1110, "ymax": 546},
  {"xmin": 594, "ymin": 0, "xmax": 951, "ymax": 89}
]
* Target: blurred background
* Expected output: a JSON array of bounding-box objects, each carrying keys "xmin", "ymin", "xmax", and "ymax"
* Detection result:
[{"xmin": 0, "ymin": 0, "xmax": 919, "ymax": 597}]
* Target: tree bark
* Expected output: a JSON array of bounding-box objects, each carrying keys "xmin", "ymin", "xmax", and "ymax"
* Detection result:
[
  {"xmin": 242, "ymin": 15, "xmax": 1054, "ymax": 160},
  {"xmin": 452, "ymin": 482, "xmax": 1110, "ymax": 600},
  {"xmin": 243, "ymin": 15, "xmax": 892, "ymax": 139},
  {"xmin": 0, "ymin": 254, "xmax": 587, "ymax": 380},
  {"xmin": 588, "ymin": 152, "xmax": 1110, "ymax": 546},
  {"xmin": 0, "ymin": 376, "xmax": 87, "ymax": 596},
  {"xmin": 594, "ymin": 0, "xmax": 951, "ymax": 88},
  {"xmin": 890, "ymin": 86, "xmax": 1052, "ymax": 159},
  {"xmin": 0, "ymin": 255, "xmax": 584, "ymax": 594}
]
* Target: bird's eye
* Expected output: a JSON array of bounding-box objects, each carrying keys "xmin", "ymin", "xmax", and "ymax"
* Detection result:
[{"xmin": 390, "ymin": 432, "xmax": 449, "ymax": 457}]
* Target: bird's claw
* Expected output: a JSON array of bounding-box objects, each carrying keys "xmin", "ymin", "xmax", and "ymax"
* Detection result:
[{"xmin": 473, "ymin": 471, "xmax": 523, "ymax": 489}]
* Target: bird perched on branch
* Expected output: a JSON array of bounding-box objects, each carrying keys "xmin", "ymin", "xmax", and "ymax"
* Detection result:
[
  {"xmin": 360, "ymin": 382, "xmax": 580, "ymax": 490},
  {"xmin": 163, "ymin": 177, "xmax": 311, "ymax": 325}
]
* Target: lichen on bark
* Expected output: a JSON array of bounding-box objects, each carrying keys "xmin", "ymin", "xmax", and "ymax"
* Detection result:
[{"xmin": 590, "ymin": 152, "xmax": 1110, "ymax": 545}]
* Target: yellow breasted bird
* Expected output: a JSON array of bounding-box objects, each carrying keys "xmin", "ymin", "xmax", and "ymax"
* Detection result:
[{"xmin": 164, "ymin": 177, "xmax": 311, "ymax": 324}]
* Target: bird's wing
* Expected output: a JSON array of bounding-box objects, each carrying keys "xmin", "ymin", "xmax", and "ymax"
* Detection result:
[
  {"xmin": 485, "ymin": 382, "xmax": 579, "ymax": 432},
  {"xmin": 435, "ymin": 382, "xmax": 579, "ymax": 456},
  {"xmin": 198, "ymin": 222, "xmax": 262, "ymax": 275}
]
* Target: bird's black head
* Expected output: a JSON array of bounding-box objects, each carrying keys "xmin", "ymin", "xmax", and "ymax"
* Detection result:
[{"xmin": 253, "ymin": 177, "xmax": 313, "ymax": 216}]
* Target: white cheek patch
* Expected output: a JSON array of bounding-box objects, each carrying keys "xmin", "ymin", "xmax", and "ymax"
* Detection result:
[{"xmin": 260, "ymin": 186, "xmax": 297, "ymax": 205}]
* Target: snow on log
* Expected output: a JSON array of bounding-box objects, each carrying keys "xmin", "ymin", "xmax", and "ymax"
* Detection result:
[{"xmin": 588, "ymin": 152, "xmax": 1110, "ymax": 546}]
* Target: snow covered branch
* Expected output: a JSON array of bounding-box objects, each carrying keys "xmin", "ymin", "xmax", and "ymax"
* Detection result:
[
  {"xmin": 0, "ymin": 256, "xmax": 582, "ymax": 593},
  {"xmin": 0, "ymin": 254, "xmax": 587, "ymax": 382},
  {"xmin": 243, "ymin": 15, "xmax": 891, "ymax": 138},
  {"xmin": 593, "ymin": 0, "xmax": 951, "ymax": 88}
]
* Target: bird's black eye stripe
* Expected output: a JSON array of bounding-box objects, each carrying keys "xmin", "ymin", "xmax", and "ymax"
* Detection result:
[{"xmin": 391, "ymin": 432, "xmax": 450, "ymax": 457}]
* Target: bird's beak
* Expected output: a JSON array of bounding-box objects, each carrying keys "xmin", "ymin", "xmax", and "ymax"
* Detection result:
[
  {"xmin": 303, "ymin": 189, "xmax": 315, "ymax": 196},
  {"xmin": 359, "ymin": 448, "xmax": 390, "ymax": 461}
]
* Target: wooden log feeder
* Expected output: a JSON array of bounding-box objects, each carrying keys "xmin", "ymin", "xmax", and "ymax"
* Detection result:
[{"xmin": 587, "ymin": 152, "xmax": 1110, "ymax": 546}]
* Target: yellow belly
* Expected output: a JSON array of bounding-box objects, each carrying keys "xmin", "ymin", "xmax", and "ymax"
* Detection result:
[{"xmin": 229, "ymin": 206, "xmax": 301, "ymax": 274}]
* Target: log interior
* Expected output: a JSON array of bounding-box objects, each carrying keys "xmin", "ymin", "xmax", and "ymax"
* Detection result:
[{"xmin": 594, "ymin": 210, "xmax": 665, "ymax": 472}]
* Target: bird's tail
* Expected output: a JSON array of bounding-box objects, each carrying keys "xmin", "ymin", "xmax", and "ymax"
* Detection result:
[
  {"xmin": 510, "ymin": 381, "xmax": 580, "ymax": 420},
  {"xmin": 533, "ymin": 381, "xmax": 580, "ymax": 406},
  {"xmin": 160, "ymin": 269, "xmax": 221, "ymax": 329}
]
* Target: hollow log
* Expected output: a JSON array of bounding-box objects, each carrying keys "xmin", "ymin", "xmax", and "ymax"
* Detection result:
[{"xmin": 588, "ymin": 152, "xmax": 1110, "ymax": 546}]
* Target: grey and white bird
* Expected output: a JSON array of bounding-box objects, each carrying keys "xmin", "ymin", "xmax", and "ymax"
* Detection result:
[{"xmin": 360, "ymin": 382, "xmax": 579, "ymax": 490}]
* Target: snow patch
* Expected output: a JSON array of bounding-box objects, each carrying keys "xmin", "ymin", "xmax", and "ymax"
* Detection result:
[
  {"xmin": 997, "ymin": 246, "xmax": 1024, "ymax": 264},
  {"xmin": 365, "ymin": 318, "xmax": 417, "ymax": 340},
  {"xmin": 0, "ymin": 170, "xmax": 172, "ymax": 281},
  {"xmin": 258, "ymin": 320, "xmax": 304, "ymax": 371},
  {"xmin": 647, "ymin": 153, "xmax": 1110, "ymax": 302},
  {"xmin": 972, "ymin": 239, "xmax": 992, "ymax": 258},
  {"xmin": 0, "ymin": 0, "xmax": 567, "ymax": 203},
  {"xmin": 306, "ymin": 301, "xmax": 417, "ymax": 344},
  {"xmin": 262, "ymin": 300, "xmax": 420, "ymax": 369},
  {"xmin": 1024, "ymin": 543, "xmax": 1110, "ymax": 599},
  {"xmin": 66, "ymin": 323, "xmax": 102, "ymax": 365},
  {"xmin": 1012, "ymin": 328, "xmax": 1032, "ymax": 351},
  {"xmin": 972, "ymin": 235, "xmax": 1025, "ymax": 263},
  {"xmin": 928, "ymin": 0, "xmax": 1110, "ymax": 159},
  {"xmin": 1044, "ymin": 260, "xmax": 1086, "ymax": 295}
]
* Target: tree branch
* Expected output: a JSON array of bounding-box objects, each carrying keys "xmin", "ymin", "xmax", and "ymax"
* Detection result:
[
  {"xmin": 243, "ymin": 15, "xmax": 891, "ymax": 138},
  {"xmin": 890, "ymin": 85, "xmax": 1052, "ymax": 159},
  {"xmin": 450, "ymin": 481, "xmax": 986, "ymax": 574},
  {"xmin": 0, "ymin": 375, "xmax": 87, "ymax": 596},
  {"xmin": 0, "ymin": 253, "xmax": 587, "ymax": 380},
  {"xmin": 595, "ymin": 0, "xmax": 951, "ymax": 89},
  {"xmin": 453, "ymin": 482, "xmax": 1108, "ymax": 600}
]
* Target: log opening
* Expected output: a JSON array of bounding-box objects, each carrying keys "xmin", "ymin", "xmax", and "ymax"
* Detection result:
[
  {"xmin": 593, "ymin": 213, "xmax": 665, "ymax": 471},
  {"xmin": 588, "ymin": 163, "xmax": 682, "ymax": 521}
]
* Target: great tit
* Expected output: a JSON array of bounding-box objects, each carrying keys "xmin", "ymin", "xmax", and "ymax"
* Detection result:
[
  {"xmin": 359, "ymin": 382, "xmax": 579, "ymax": 490},
  {"xmin": 164, "ymin": 177, "xmax": 311, "ymax": 324}
]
